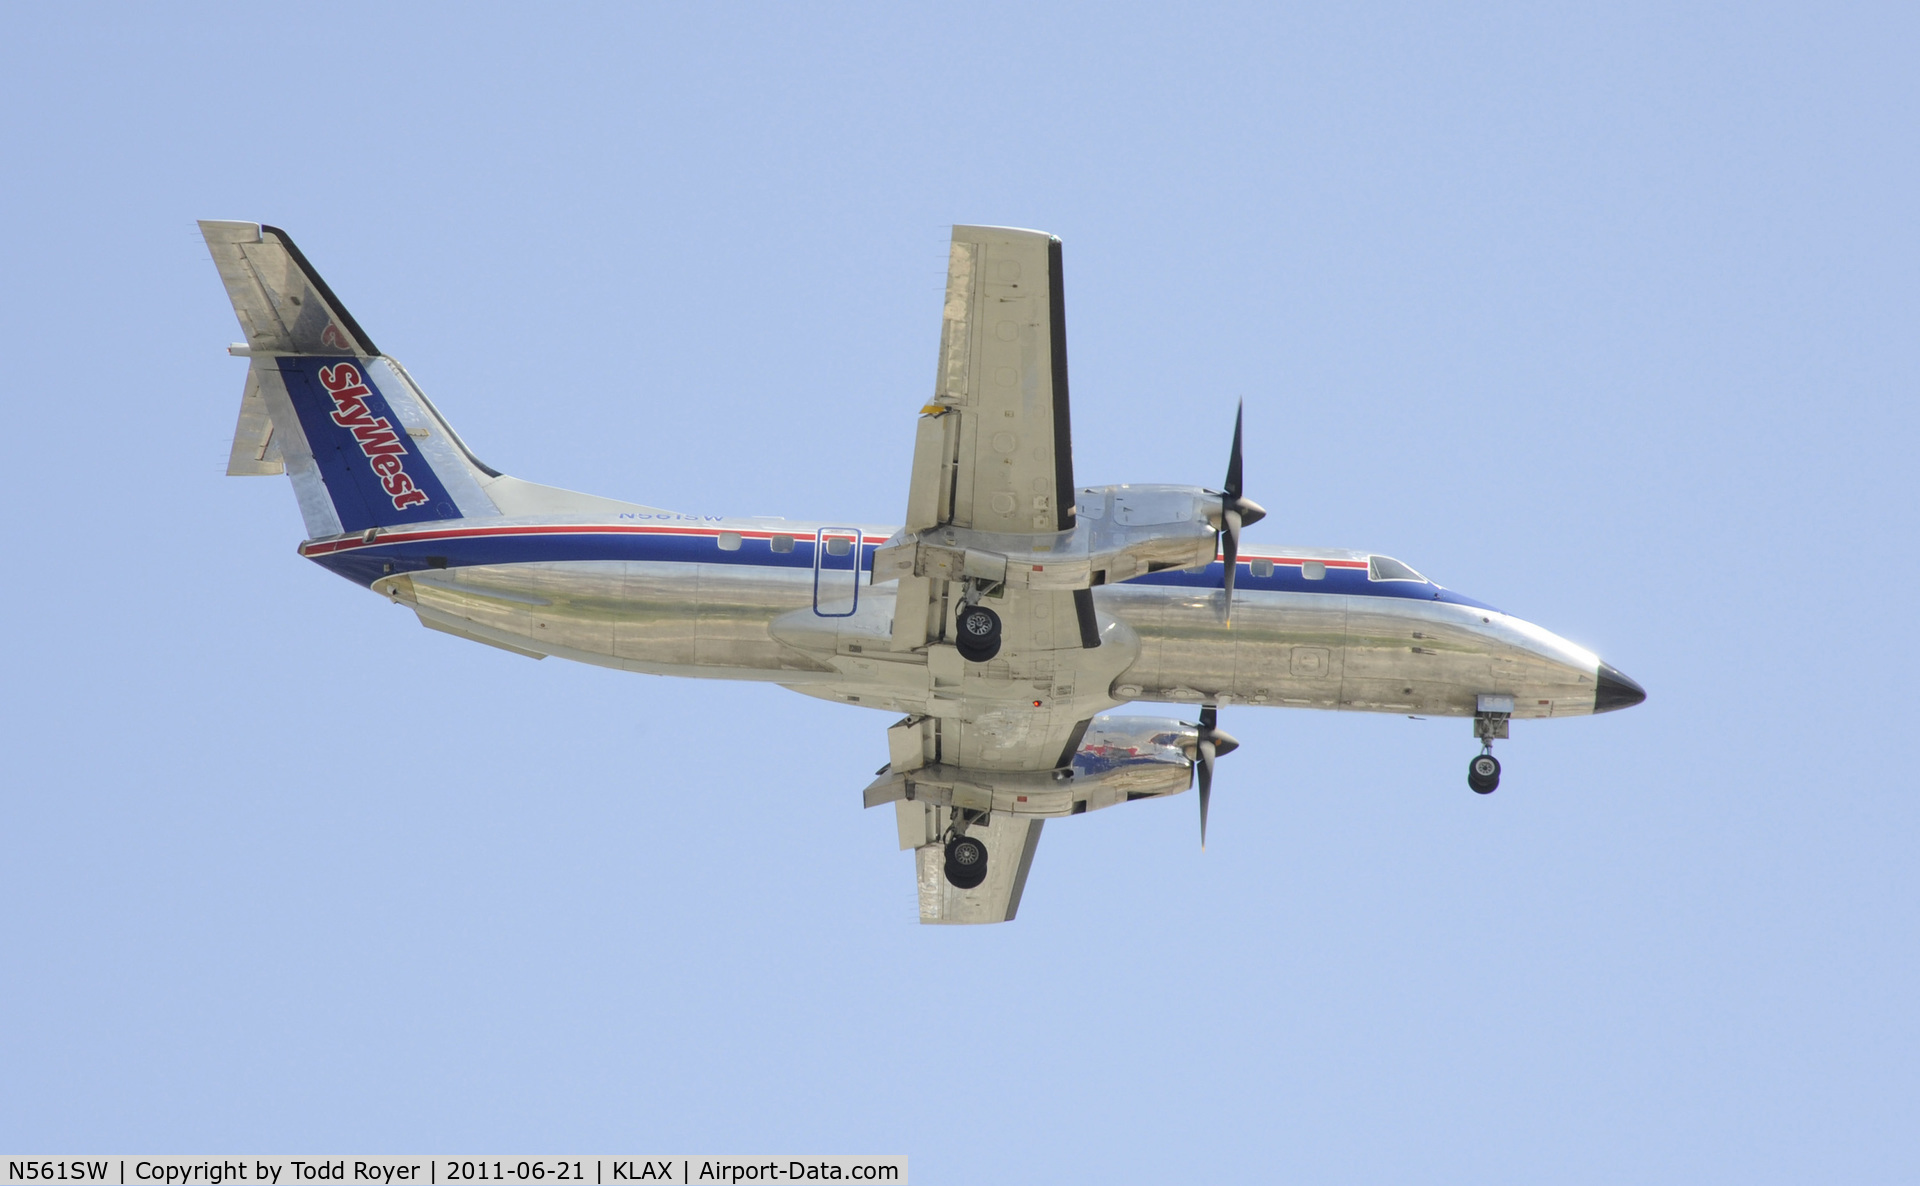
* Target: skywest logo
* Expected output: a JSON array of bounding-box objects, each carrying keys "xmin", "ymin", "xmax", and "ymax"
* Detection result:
[{"xmin": 318, "ymin": 363, "xmax": 430, "ymax": 510}]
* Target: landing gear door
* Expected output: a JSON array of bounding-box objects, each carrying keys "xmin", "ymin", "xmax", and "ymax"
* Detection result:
[{"xmin": 814, "ymin": 527, "xmax": 862, "ymax": 617}]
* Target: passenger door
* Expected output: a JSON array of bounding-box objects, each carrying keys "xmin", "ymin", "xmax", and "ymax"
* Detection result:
[{"xmin": 813, "ymin": 527, "xmax": 862, "ymax": 616}]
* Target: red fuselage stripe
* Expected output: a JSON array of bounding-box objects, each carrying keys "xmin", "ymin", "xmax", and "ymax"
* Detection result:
[{"xmin": 300, "ymin": 521, "xmax": 1371, "ymax": 568}]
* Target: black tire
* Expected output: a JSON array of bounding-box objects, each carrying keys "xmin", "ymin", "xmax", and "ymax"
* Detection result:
[
  {"xmin": 955, "ymin": 604, "xmax": 1002, "ymax": 663},
  {"xmin": 944, "ymin": 835, "xmax": 989, "ymax": 889},
  {"xmin": 1468, "ymin": 753, "xmax": 1501, "ymax": 794}
]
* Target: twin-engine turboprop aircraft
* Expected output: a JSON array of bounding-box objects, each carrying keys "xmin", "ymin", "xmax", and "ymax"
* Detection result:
[{"xmin": 200, "ymin": 220, "xmax": 1644, "ymax": 924}]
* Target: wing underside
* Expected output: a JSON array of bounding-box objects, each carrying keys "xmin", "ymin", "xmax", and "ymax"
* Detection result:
[
  {"xmin": 876, "ymin": 225, "xmax": 1108, "ymax": 924},
  {"xmin": 897, "ymin": 803, "xmax": 1044, "ymax": 924},
  {"xmin": 905, "ymin": 225, "xmax": 1076, "ymax": 536}
]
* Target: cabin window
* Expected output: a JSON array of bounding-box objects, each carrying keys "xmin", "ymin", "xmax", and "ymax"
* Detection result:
[
  {"xmin": 770, "ymin": 534, "xmax": 795, "ymax": 553},
  {"xmin": 1251, "ymin": 559, "xmax": 1274, "ymax": 578},
  {"xmin": 716, "ymin": 532, "xmax": 742, "ymax": 551},
  {"xmin": 1368, "ymin": 555, "xmax": 1426, "ymax": 582},
  {"xmin": 826, "ymin": 537, "xmax": 852, "ymax": 557},
  {"xmin": 1302, "ymin": 561, "xmax": 1326, "ymax": 580}
]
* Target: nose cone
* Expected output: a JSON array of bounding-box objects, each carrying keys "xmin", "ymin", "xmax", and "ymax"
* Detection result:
[{"xmin": 1594, "ymin": 662, "xmax": 1647, "ymax": 713}]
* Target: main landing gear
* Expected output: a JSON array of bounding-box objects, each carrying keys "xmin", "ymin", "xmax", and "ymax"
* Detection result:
[
  {"xmin": 943, "ymin": 811, "xmax": 990, "ymax": 889},
  {"xmin": 955, "ymin": 596, "xmax": 1002, "ymax": 663},
  {"xmin": 945, "ymin": 834, "xmax": 989, "ymax": 888},
  {"xmin": 1469, "ymin": 704, "xmax": 1509, "ymax": 794}
]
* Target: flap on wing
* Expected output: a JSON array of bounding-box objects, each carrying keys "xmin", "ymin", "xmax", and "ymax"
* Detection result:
[
  {"xmin": 897, "ymin": 801, "xmax": 1044, "ymax": 925},
  {"xmin": 905, "ymin": 225, "xmax": 1076, "ymax": 536}
]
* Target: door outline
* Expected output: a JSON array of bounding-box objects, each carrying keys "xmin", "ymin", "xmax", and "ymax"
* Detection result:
[{"xmin": 813, "ymin": 527, "xmax": 862, "ymax": 617}]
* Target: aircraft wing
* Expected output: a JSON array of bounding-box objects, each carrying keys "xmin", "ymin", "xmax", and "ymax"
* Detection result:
[
  {"xmin": 884, "ymin": 225, "xmax": 1101, "ymax": 774},
  {"xmin": 886, "ymin": 223, "xmax": 1098, "ymax": 676},
  {"xmin": 903, "ymin": 225, "xmax": 1077, "ymax": 538},
  {"xmin": 870, "ymin": 226, "xmax": 1114, "ymax": 923}
]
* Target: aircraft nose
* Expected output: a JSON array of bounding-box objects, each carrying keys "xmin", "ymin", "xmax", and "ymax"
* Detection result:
[{"xmin": 1594, "ymin": 662, "xmax": 1647, "ymax": 713}]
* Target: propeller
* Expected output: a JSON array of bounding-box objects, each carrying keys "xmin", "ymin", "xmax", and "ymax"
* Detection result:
[
  {"xmin": 1219, "ymin": 401, "xmax": 1267, "ymax": 621},
  {"xmin": 1192, "ymin": 705, "xmax": 1240, "ymax": 850}
]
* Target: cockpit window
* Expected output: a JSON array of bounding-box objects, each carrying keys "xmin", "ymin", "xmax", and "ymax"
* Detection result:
[{"xmin": 1368, "ymin": 555, "xmax": 1427, "ymax": 583}]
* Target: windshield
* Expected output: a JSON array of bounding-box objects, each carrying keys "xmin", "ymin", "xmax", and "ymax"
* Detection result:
[{"xmin": 1368, "ymin": 555, "xmax": 1427, "ymax": 583}]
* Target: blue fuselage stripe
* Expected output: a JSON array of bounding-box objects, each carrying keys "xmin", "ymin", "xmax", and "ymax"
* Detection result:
[{"xmin": 309, "ymin": 528, "xmax": 1497, "ymax": 610}]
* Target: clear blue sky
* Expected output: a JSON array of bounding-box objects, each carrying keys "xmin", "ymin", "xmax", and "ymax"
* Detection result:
[{"xmin": 2, "ymin": 3, "xmax": 1914, "ymax": 1181}]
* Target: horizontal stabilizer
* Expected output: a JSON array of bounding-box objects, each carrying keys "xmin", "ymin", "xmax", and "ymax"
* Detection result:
[{"xmin": 200, "ymin": 221, "xmax": 378, "ymax": 356}]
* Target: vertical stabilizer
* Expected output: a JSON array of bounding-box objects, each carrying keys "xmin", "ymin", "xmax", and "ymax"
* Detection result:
[
  {"xmin": 202, "ymin": 220, "xmax": 686, "ymax": 539},
  {"xmin": 199, "ymin": 221, "xmax": 500, "ymax": 537}
]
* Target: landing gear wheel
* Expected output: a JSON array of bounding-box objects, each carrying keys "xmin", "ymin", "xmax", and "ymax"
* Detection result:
[
  {"xmin": 944, "ymin": 835, "xmax": 989, "ymax": 889},
  {"xmin": 1468, "ymin": 753, "xmax": 1501, "ymax": 794},
  {"xmin": 954, "ymin": 604, "xmax": 1002, "ymax": 663}
]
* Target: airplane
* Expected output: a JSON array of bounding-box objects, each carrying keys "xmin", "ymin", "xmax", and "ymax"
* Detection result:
[{"xmin": 199, "ymin": 220, "xmax": 1645, "ymax": 925}]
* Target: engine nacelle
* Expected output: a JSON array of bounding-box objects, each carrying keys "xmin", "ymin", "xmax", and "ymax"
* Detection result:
[
  {"xmin": 1068, "ymin": 715, "xmax": 1199, "ymax": 794},
  {"xmin": 862, "ymin": 715, "xmax": 1201, "ymax": 818}
]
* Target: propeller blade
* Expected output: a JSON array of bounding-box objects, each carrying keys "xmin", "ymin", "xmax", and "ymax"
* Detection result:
[
  {"xmin": 1197, "ymin": 705, "xmax": 1218, "ymax": 849},
  {"xmin": 1198, "ymin": 738, "xmax": 1215, "ymax": 850},
  {"xmin": 1221, "ymin": 505, "xmax": 1241, "ymax": 620},
  {"xmin": 1224, "ymin": 401, "xmax": 1265, "ymax": 527},
  {"xmin": 1221, "ymin": 404, "xmax": 1248, "ymax": 622},
  {"xmin": 1224, "ymin": 401, "xmax": 1245, "ymax": 501}
]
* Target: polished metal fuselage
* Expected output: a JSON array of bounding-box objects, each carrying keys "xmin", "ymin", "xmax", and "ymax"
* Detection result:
[{"xmin": 364, "ymin": 516, "xmax": 1605, "ymax": 723}]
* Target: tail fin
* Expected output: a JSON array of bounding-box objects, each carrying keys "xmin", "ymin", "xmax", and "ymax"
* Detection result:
[{"xmin": 200, "ymin": 220, "xmax": 501, "ymax": 537}]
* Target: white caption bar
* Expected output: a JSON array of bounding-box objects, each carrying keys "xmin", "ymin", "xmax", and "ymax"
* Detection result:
[{"xmin": 0, "ymin": 1161, "xmax": 905, "ymax": 1186}]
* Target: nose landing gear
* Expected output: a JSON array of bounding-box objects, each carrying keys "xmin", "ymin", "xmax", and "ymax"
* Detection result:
[
  {"xmin": 1469, "ymin": 699, "xmax": 1510, "ymax": 794},
  {"xmin": 1468, "ymin": 751, "xmax": 1501, "ymax": 794}
]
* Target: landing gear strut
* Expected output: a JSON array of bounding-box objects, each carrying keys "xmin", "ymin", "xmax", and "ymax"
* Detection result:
[
  {"xmin": 942, "ymin": 810, "xmax": 990, "ymax": 889},
  {"xmin": 1469, "ymin": 704, "xmax": 1509, "ymax": 794}
]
